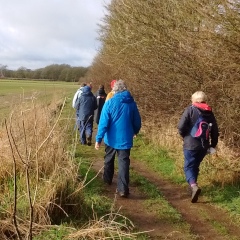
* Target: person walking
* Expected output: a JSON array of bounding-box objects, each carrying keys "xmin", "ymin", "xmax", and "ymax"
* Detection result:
[
  {"xmin": 94, "ymin": 84, "xmax": 107, "ymax": 125},
  {"xmin": 76, "ymin": 85, "xmax": 97, "ymax": 146},
  {"xmin": 106, "ymin": 79, "xmax": 116, "ymax": 101},
  {"xmin": 72, "ymin": 82, "xmax": 86, "ymax": 109},
  {"xmin": 72, "ymin": 82, "xmax": 86, "ymax": 130},
  {"xmin": 178, "ymin": 91, "xmax": 219, "ymax": 203},
  {"xmin": 95, "ymin": 80, "xmax": 141, "ymax": 198}
]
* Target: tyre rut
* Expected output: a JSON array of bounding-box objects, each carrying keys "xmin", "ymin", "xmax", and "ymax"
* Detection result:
[{"xmin": 90, "ymin": 155, "xmax": 240, "ymax": 239}]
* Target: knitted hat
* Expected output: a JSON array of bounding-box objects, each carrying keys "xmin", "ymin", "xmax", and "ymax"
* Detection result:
[{"xmin": 110, "ymin": 80, "xmax": 117, "ymax": 89}]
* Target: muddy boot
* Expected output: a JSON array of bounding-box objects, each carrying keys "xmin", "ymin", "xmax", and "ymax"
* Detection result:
[
  {"xmin": 102, "ymin": 173, "xmax": 112, "ymax": 185},
  {"xmin": 116, "ymin": 189, "xmax": 129, "ymax": 198},
  {"xmin": 86, "ymin": 136, "xmax": 92, "ymax": 146}
]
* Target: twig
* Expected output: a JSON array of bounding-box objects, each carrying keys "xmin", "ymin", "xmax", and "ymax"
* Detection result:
[
  {"xmin": 32, "ymin": 104, "xmax": 39, "ymax": 206},
  {"xmin": 21, "ymin": 111, "xmax": 33, "ymax": 240},
  {"xmin": 67, "ymin": 165, "xmax": 104, "ymax": 198},
  {"xmin": 4, "ymin": 118, "xmax": 22, "ymax": 240}
]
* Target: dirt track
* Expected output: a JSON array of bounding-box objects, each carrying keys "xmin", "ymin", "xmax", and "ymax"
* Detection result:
[{"xmin": 91, "ymin": 154, "xmax": 240, "ymax": 240}]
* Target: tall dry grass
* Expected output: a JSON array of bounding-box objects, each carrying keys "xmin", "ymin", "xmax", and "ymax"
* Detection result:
[
  {"xmin": 67, "ymin": 210, "xmax": 142, "ymax": 240},
  {"xmin": 0, "ymin": 96, "xmax": 82, "ymax": 239},
  {"xmin": 0, "ymin": 95, "xmax": 144, "ymax": 239}
]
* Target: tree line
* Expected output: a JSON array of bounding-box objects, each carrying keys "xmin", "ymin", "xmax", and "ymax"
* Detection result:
[{"xmin": 0, "ymin": 64, "xmax": 89, "ymax": 82}]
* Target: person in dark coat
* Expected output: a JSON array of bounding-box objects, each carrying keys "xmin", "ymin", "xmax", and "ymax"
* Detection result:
[
  {"xmin": 178, "ymin": 91, "xmax": 219, "ymax": 203},
  {"xmin": 76, "ymin": 86, "xmax": 97, "ymax": 146},
  {"xmin": 94, "ymin": 84, "xmax": 107, "ymax": 124}
]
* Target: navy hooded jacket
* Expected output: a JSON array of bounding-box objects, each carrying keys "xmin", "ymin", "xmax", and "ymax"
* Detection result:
[
  {"xmin": 94, "ymin": 87, "xmax": 107, "ymax": 124},
  {"xmin": 178, "ymin": 103, "xmax": 219, "ymax": 150},
  {"xmin": 76, "ymin": 86, "xmax": 97, "ymax": 121}
]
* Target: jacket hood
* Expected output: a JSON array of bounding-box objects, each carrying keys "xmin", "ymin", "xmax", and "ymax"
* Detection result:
[
  {"xmin": 114, "ymin": 90, "xmax": 134, "ymax": 103},
  {"xmin": 82, "ymin": 86, "xmax": 91, "ymax": 94},
  {"xmin": 192, "ymin": 102, "xmax": 212, "ymax": 111}
]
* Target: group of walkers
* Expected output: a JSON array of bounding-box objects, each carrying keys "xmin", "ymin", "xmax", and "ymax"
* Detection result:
[
  {"xmin": 72, "ymin": 79, "xmax": 141, "ymax": 197},
  {"xmin": 72, "ymin": 80, "xmax": 117, "ymax": 146},
  {"xmin": 72, "ymin": 80, "xmax": 219, "ymax": 203}
]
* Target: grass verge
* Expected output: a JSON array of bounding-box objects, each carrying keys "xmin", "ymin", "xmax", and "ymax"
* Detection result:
[{"xmin": 131, "ymin": 134, "xmax": 240, "ymax": 225}]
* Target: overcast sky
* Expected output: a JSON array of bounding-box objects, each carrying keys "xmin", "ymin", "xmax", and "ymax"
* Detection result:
[{"xmin": 0, "ymin": 0, "xmax": 111, "ymax": 70}]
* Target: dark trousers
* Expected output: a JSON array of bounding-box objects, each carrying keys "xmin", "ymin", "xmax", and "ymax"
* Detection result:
[
  {"xmin": 183, "ymin": 149, "xmax": 207, "ymax": 185},
  {"xmin": 78, "ymin": 120, "xmax": 93, "ymax": 144},
  {"xmin": 103, "ymin": 145, "xmax": 131, "ymax": 194}
]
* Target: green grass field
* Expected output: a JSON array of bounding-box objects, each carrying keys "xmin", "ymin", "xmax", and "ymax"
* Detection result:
[{"xmin": 0, "ymin": 79, "xmax": 78, "ymax": 120}]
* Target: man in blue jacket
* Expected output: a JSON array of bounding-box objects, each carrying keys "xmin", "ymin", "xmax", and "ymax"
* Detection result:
[
  {"xmin": 95, "ymin": 79, "xmax": 141, "ymax": 198},
  {"xmin": 76, "ymin": 85, "xmax": 97, "ymax": 146}
]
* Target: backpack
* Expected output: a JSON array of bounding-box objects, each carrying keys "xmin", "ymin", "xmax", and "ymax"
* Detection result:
[{"xmin": 190, "ymin": 107, "xmax": 212, "ymax": 141}]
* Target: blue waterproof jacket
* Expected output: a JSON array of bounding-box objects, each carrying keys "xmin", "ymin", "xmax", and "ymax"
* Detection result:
[
  {"xmin": 76, "ymin": 86, "xmax": 97, "ymax": 121},
  {"xmin": 96, "ymin": 90, "xmax": 141, "ymax": 149}
]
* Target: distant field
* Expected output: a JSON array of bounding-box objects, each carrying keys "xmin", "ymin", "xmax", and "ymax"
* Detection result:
[{"xmin": 0, "ymin": 79, "xmax": 79, "ymax": 119}]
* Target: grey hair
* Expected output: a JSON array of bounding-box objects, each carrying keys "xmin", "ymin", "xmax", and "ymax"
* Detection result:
[
  {"xmin": 112, "ymin": 79, "xmax": 127, "ymax": 93},
  {"xmin": 191, "ymin": 91, "xmax": 207, "ymax": 103}
]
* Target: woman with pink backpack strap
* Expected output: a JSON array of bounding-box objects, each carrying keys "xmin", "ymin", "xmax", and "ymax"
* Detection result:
[{"xmin": 178, "ymin": 91, "xmax": 219, "ymax": 203}]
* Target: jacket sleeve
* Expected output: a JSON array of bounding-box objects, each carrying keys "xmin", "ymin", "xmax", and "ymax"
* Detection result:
[
  {"xmin": 178, "ymin": 107, "xmax": 191, "ymax": 138},
  {"xmin": 133, "ymin": 104, "xmax": 141, "ymax": 134},
  {"xmin": 72, "ymin": 91, "xmax": 79, "ymax": 108},
  {"xmin": 93, "ymin": 96, "xmax": 98, "ymax": 110},
  {"xmin": 210, "ymin": 113, "xmax": 219, "ymax": 148},
  {"xmin": 74, "ymin": 95, "xmax": 82, "ymax": 110}
]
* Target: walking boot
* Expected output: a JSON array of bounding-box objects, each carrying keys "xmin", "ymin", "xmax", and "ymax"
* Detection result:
[
  {"xmin": 86, "ymin": 135, "xmax": 92, "ymax": 146},
  {"xmin": 191, "ymin": 185, "xmax": 201, "ymax": 203}
]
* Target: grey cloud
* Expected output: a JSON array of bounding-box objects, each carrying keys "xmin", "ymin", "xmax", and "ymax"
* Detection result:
[{"xmin": 0, "ymin": 0, "xmax": 111, "ymax": 70}]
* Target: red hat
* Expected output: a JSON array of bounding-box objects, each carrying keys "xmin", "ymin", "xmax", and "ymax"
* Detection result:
[{"xmin": 110, "ymin": 80, "xmax": 117, "ymax": 89}]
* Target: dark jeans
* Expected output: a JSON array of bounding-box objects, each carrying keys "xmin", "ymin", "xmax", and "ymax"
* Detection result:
[
  {"xmin": 78, "ymin": 120, "xmax": 93, "ymax": 144},
  {"xmin": 183, "ymin": 149, "xmax": 207, "ymax": 185},
  {"xmin": 103, "ymin": 145, "xmax": 131, "ymax": 194}
]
